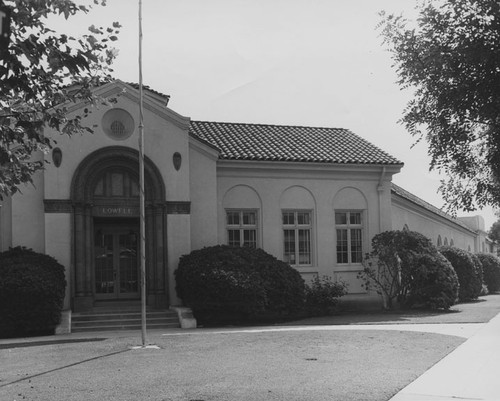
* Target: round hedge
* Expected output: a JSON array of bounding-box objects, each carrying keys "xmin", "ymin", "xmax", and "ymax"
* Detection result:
[
  {"xmin": 477, "ymin": 253, "xmax": 500, "ymax": 293},
  {"xmin": 370, "ymin": 230, "xmax": 438, "ymax": 289},
  {"xmin": 0, "ymin": 247, "xmax": 66, "ymax": 338},
  {"xmin": 405, "ymin": 252, "xmax": 459, "ymax": 309},
  {"xmin": 175, "ymin": 245, "xmax": 306, "ymax": 324},
  {"xmin": 439, "ymin": 246, "xmax": 483, "ymax": 302},
  {"xmin": 364, "ymin": 230, "xmax": 458, "ymax": 309}
]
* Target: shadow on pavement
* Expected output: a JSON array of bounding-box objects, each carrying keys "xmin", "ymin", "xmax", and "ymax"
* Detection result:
[{"xmin": 282, "ymin": 294, "xmax": 500, "ymax": 326}]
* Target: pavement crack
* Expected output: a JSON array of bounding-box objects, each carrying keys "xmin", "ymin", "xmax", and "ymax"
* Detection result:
[{"xmin": 0, "ymin": 348, "xmax": 130, "ymax": 388}]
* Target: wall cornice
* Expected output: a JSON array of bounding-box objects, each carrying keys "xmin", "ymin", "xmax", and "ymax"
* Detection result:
[{"xmin": 217, "ymin": 160, "xmax": 400, "ymax": 181}]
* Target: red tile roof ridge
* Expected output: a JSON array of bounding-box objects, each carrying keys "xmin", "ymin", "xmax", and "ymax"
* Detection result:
[{"xmin": 191, "ymin": 119, "xmax": 348, "ymax": 131}]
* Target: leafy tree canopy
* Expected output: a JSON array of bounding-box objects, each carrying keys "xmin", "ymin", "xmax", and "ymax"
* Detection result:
[
  {"xmin": 0, "ymin": 0, "xmax": 120, "ymax": 198},
  {"xmin": 488, "ymin": 219, "xmax": 500, "ymax": 243},
  {"xmin": 379, "ymin": 0, "xmax": 500, "ymax": 212}
]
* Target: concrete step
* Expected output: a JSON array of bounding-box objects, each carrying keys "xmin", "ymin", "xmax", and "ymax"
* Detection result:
[
  {"xmin": 71, "ymin": 308, "xmax": 180, "ymax": 332},
  {"xmin": 72, "ymin": 322, "xmax": 180, "ymax": 332},
  {"xmin": 73, "ymin": 311, "xmax": 177, "ymax": 321}
]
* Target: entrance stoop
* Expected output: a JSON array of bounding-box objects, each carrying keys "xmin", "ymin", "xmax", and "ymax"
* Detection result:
[{"xmin": 71, "ymin": 301, "xmax": 180, "ymax": 332}]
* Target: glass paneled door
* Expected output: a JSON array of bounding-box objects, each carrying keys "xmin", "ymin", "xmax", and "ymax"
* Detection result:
[{"xmin": 94, "ymin": 225, "xmax": 140, "ymax": 299}]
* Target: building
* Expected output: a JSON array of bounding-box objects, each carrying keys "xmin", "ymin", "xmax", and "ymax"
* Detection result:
[{"xmin": 0, "ymin": 80, "xmax": 495, "ymax": 315}]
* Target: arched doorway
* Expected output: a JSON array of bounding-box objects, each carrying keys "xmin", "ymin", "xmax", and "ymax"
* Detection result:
[{"xmin": 71, "ymin": 146, "xmax": 167, "ymax": 311}]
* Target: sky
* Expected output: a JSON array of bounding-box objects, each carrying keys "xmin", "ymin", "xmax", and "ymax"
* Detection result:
[{"xmin": 50, "ymin": 0, "xmax": 497, "ymax": 230}]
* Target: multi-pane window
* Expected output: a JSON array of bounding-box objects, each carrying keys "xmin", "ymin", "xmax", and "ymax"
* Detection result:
[
  {"xmin": 335, "ymin": 211, "xmax": 363, "ymax": 264},
  {"xmin": 283, "ymin": 211, "xmax": 312, "ymax": 265},
  {"xmin": 226, "ymin": 210, "xmax": 258, "ymax": 248},
  {"xmin": 93, "ymin": 170, "xmax": 139, "ymax": 198}
]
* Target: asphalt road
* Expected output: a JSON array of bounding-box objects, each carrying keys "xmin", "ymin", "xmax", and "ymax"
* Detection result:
[
  {"xmin": 1, "ymin": 294, "xmax": 499, "ymax": 401},
  {"xmin": 0, "ymin": 326, "xmax": 462, "ymax": 401}
]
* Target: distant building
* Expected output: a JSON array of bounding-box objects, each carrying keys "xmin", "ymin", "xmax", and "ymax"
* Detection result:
[{"xmin": 0, "ymin": 80, "xmax": 495, "ymax": 314}]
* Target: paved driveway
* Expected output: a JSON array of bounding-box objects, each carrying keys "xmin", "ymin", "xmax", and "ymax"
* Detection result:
[{"xmin": 1, "ymin": 294, "xmax": 499, "ymax": 401}]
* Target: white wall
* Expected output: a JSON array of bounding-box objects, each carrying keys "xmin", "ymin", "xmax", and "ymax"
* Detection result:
[
  {"xmin": 11, "ymin": 155, "xmax": 45, "ymax": 253},
  {"xmin": 0, "ymin": 196, "xmax": 12, "ymax": 251},
  {"xmin": 392, "ymin": 198, "xmax": 476, "ymax": 251},
  {"xmin": 216, "ymin": 161, "xmax": 399, "ymax": 299},
  {"xmin": 189, "ymin": 139, "xmax": 219, "ymax": 250}
]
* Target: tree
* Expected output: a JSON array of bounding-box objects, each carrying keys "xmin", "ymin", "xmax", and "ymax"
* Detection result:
[
  {"xmin": 0, "ymin": 0, "xmax": 120, "ymax": 198},
  {"xmin": 488, "ymin": 220, "xmax": 500, "ymax": 243},
  {"xmin": 379, "ymin": 0, "xmax": 500, "ymax": 212}
]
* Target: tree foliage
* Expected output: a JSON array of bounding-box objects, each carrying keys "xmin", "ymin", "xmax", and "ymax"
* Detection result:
[
  {"xmin": 361, "ymin": 230, "xmax": 438, "ymax": 309},
  {"xmin": 488, "ymin": 220, "xmax": 500, "ymax": 243},
  {"xmin": 0, "ymin": 0, "xmax": 120, "ymax": 198},
  {"xmin": 379, "ymin": 0, "xmax": 500, "ymax": 211},
  {"xmin": 439, "ymin": 246, "xmax": 483, "ymax": 301},
  {"xmin": 175, "ymin": 245, "xmax": 306, "ymax": 324},
  {"xmin": 477, "ymin": 252, "xmax": 500, "ymax": 292},
  {"xmin": 360, "ymin": 230, "xmax": 459, "ymax": 310}
]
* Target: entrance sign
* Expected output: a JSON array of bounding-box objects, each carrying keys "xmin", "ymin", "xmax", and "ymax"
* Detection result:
[{"xmin": 93, "ymin": 206, "xmax": 140, "ymax": 217}]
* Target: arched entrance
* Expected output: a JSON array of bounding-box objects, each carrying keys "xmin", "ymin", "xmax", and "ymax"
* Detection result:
[{"xmin": 71, "ymin": 146, "xmax": 167, "ymax": 311}]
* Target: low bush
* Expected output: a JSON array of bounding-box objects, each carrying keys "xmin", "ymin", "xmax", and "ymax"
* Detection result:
[
  {"xmin": 175, "ymin": 245, "xmax": 306, "ymax": 324},
  {"xmin": 439, "ymin": 246, "xmax": 483, "ymax": 302},
  {"xmin": 304, "ymin": 275, "xmax": 347, "ymax": 316},
  {"xmin": 405, "ymin": 253, "xmax": 459, "ymax": 310},
  {"xmin": 0, "ymin": 247, "xmax": 66, "ymax": 338},
  {"xmin": 477, "ymin": 253, "xmax": 500, "ymax": 293}
]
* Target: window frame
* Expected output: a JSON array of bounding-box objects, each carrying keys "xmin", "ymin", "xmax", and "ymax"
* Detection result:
[
  {"xmin": 225, "ymin": 209, "xmax": 259, "ymax": 248},
  {"xmin": 282, "ymin": 209, "xmax": 313, "ymax": 267},
  {"xmin": 335, "ymin": 210, "xmax": 364, "ymax": 265}
]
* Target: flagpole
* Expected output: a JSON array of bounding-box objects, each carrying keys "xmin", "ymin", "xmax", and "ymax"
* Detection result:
[{"xmin": 138, "ymin": 0, "xmax": 147, "ymax": 346}]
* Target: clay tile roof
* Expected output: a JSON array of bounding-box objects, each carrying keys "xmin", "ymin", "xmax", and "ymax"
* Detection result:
[
  {"xmin": 391, "ymin": 183, "xmax": 475, "ymax": 232},
  {"xmin": 126, "ymin": 82, "xmax": 170, "ymax": 101},
  {"xmin": 189, "ymin": 121, "xmax": 403, "ymax": 165}
]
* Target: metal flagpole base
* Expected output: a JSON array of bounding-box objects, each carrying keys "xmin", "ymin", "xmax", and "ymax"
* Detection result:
[{"xmin": 130, "ymin": 345, "xmax": 161, "ymax": 350}]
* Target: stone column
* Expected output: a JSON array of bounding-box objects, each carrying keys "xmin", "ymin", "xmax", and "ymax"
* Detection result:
[{"xmin": 73, "ymin": 203, "xmax": 93, "ymax": 311}]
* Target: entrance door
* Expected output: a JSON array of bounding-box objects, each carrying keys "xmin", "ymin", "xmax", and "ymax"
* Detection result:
[{"xmin": 94, "ymin": 225, "xmax": 140, "ymax": 299}]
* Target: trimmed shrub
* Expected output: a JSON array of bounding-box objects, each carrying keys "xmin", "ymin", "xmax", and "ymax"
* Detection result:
[
  {"xmin": 175, "ymin": 245, "xmax": 306, "ymax": 324},
  {"xmin": 405, "ymin": 253, "xmax": 459, "ymax": 310},
  {"xmin": 477, "ymin": 253, "xmax": 500, "ymax": 293},
  {"xmin": 0, "ymin": 247, "xmax": 66, "ymax": 338},
  {"xmin": 360, "ymin": 230, "xmax": 447, "ymax": 309},
  {"xmin": 305, "ymin": 275, "xmax": 347, "ymax": 316},
  {"xmin": 439, "ymin": 246, "xmax": 483, "ymax": 302}
]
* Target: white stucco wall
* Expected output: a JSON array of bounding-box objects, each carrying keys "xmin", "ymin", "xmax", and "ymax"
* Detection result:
[
  {"xmin": 45, "ymin": 213, "xmax": 72, "ymax": 309},
  {"xmin": 216, "ymin": 161, "xmax": 399, "ymax": 300},
  {"xmin": 167, "ymin": 214, "xmax": 191, "ymax": 305},
  {"xmin": 11, "ymin": 155, "xmax": 45, "ymax": 253},
  {"xmin": 43, "ymin": 89, "xmax": 191, "ymax": 203},
  {"xmin": 391, "ymin": 198, "xmax": 476, "ymax": 251},
  {"xmin": 39, "ymin": 82, "xmax": 194, "ymax": 310},
  {"xmin": 189, "ymin": 139, "xmax": 219, "ymax": 250},
  {"xmin": 0, "ymin": 196, "xmax": 12, "ymax": 252}
]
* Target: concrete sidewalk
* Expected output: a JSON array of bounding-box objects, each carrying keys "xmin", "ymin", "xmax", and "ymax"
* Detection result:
[{"xmin": 389, "ymin": 312, "xmax": 500, "ymax": 401}]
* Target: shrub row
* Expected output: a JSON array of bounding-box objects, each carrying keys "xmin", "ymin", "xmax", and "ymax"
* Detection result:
[
  {"xmin": 176, "ymin": 232, "xmax": 500, "ymax": 324},
  {"xmin": 175, "ymin": 245, "xmax": 348, "ymax": 324},
  {"xmin": 439, "ymin": 246, "xmax": 483, "ymax": 302},
  {"xmin": 360, "ymin": 230, "xmax": 459, "ymax": 310},
  {"xmin": 477, "ymin": 253, "xmax": 500, "ymax": 293},
  {"xmin": 0, "ymin": 247, "xmax": 66, "ymax": 338},
  {"xmin": 175, "ymin": 245, "xmax": 307, "ymax": 324},
  {"xmin": 361, "ymin": 230, "xmax": 500, "ymax": 310}
]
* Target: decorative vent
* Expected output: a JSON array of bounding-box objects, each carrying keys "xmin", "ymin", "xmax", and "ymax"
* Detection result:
[
  {"xmin": 111, "ymin": 120, "xmax": 126, "ymax": 136},
  {"xmin": 102, "ymin": 108, "xmax": 135, "ymax": 140}
]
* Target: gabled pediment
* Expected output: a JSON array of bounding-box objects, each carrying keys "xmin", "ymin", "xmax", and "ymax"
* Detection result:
[{"xmin": 65, "ymin": 79, "xmax": 191, "ymax": 131}]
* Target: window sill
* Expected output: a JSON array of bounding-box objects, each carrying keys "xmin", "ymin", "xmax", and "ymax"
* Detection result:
[{"xmin": 334, "ymin": 264, "xmax": 363, "ymax": 272}]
